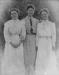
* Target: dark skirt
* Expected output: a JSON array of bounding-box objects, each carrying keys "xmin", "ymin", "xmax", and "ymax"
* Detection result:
[{"xmin": 23, "ymin": 34, "xmax": 36, "ymax": 68}]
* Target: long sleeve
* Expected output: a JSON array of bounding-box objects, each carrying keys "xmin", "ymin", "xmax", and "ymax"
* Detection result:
[
  {"xmin": 36, "ymin": 24, "xmax": 40, "ymax": 47},
  {"xmin": 21, "ymin": 21, "xmax": 26, "ymax": 41},
  {"xmin": 4, "ymin": 23, "xmax": 11, "ymax": 43},
  {"xmin": 51, "ymin": 23, "xmax": 56, "ymax": 47}
]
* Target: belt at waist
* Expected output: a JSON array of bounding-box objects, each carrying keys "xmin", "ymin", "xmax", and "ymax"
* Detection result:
[
  {"xmin": 39, "ymin": 36, "xmax": 52, "ymax": 38},
  {"xmin": 26, "ymin": 32, "xmax": 36, "ymax": 35}
]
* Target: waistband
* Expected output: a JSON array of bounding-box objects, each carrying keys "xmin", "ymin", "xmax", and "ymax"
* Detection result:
[
  {"xmin": 26, "ymin": 32, "xmax": 36, "ymax": 35},
  {"xmin": 39, "ymin": 36, "xmax": 52, "ymax": 38}
]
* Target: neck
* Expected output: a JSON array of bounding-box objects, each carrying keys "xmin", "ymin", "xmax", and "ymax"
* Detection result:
[
  {"xmin": 42, "ymin": 19, "xmax": 48, "ymax": 21},
  {"xmin": 12, "ymin": 18, "xmax": 18, "ymax": 20},
  {"xmin": 28, "ymin": 15, "xmax": 33, "ymax": 18}
]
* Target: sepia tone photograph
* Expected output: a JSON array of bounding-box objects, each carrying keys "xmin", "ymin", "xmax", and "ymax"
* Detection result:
[{"xmin": 0, "ymin": 0, "xmax": 59, "ymax": 75}]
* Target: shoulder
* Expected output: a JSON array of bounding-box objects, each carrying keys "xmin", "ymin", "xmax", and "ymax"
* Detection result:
[
  {"xmin": 4, "ymin": 20, "xmax": 12, "ymax": 28},
  {"xmin": 48, "ymin": 21, "xmax": 56, "ymax": 31},
  {"xmin": 48, "ymin": 20, "xmax": 55, "ymax": 24},
  {"xmin": 18, "ymin": 19, "xmax": 25, "ymax": 28},
  {"xmin": 17, "ymin": 19, "xmax": 25, "ymax": 24},
  {"xmin": 32, "ymin": 17, "xmax": 39, "ymax": 25},
  {"xmin": 33, "ymin": 17, "xmax": 39, "ymax": 22},
  {"xmin": 37, "ymin": 20, "xmax": 43, "ymax": 29},
  {"xmin": 49, "ymin": 21, "xmax": 55, "ymax": 27},
  {"xmin": 22, "ymin": 16, "xmax": 28, "ymax": 20},
  {"xmin": 4, "ymin": 20, "xmax": 11, "ymax": 25},
  {"xmin": 37, "ymin": 20, "xmax": 42, "ymax": 25},
  {"xmin": 20, "ymin": 19, "xmax": 25, "ymax": 25},
  {"xmin": 37, "ymin": 22, "xmax": 42, "ymax": 28}
]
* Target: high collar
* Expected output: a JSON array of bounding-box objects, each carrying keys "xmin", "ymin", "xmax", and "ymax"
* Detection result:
[
  {"xmin": 12, "ymin": 19, "xmax": 19, "ymax": 21},
  {"xmin": 42, "ymin": 20, "xmax": 49, "ymax": 23},
  {"xmin": 27, "ymin": 16, "xmax": 33, "ymax": 19}
]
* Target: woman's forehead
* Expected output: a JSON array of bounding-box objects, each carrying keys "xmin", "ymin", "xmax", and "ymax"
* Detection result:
[
  {"xmin": 41, "ymin": 11, "xmax": 48, "ymax": 15},
  {"xmin": 11, "ymin": 11, "xmax": 18, "ymax": 14}
]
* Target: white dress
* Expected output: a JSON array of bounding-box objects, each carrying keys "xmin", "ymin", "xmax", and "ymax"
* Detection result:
[
  {"xmin": 35, "ymin": 20, "xmax": 59, "ymax": 75},
  {"xmin": 1, "ymin": 19, "xmax": 26, "ymax": 75}
]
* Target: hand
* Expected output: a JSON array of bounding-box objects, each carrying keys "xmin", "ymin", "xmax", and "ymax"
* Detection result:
[
  {"xmin": 20, "ymin": 36, "xmax": 25, "ymax": 43},
  {"xmin": 10, "ymin": 41, "xmax": 21, "ymax": 48},
  {"xmin": 52, "ymin": 46, "xmax": 56, "ymax": 51},
  {"xmin": 36, "ymin": 46, "xmax": 38, "ymax": 51}
]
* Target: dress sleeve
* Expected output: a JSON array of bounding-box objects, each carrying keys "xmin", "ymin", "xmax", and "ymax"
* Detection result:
[
  {"xmin": 36, "ymin": 23, "xmax": 40, "ymax": 47},
  {"xmin": 21, "ymin": 21, "xmax": 26, "ymax": 41},
  {"xmin": 4, "ymin": 23, "xmax": 11, "ymax": 43},
  {"xmin": 36, "ymin": 19, "xmax": 39, "ymax": 25},
  {"xmin": 51, "ymin": 23, "xmax": 56, "ymax": 47}
]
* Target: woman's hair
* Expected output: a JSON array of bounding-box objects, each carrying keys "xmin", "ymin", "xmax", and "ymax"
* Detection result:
[
  {"xmin": 39, "ymin": 8, "xmax": 49, "ymax": 15},
  {"xmin": 9, "ymin": 8, "xmax": 20, "ymax": 15},
  {"xmin": 26, "ymin": 4, "xmax": 35, "ymax": 11}
]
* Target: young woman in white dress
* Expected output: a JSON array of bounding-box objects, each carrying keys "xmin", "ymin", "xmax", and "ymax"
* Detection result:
[
  {"xmin": 35, "ymin": 8, "xmax": 59, "ymax": 75},
  {"xmin": 1, "ymin": 8, "xmax": 26, "ymax": 75}
]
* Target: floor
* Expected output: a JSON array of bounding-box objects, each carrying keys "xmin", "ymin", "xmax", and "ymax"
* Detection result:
[{"xmin": 0, "ymin": 48, "xmax": 59, "ymax": 75}]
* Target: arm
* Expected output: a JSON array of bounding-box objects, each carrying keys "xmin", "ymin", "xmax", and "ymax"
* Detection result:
[
  {"xmin": 20, "ymin": 21, "xmax": 26, "ymax": 43},
  {"xmin": 4, "ymin": 23, "xmax": 11, "ymax": 43},
  {"xmin": 51, "ymin": 23, "xmax": 56, "ymax": 48},
  {"xmin": 36, "ymin": 24, "xmax": 40, "ymax": 48},
  {"xmin": 10, "ymin": 21, "xmax": 26, "ymax": 48},
  {"xmin": 35, "ymin": 23, "xmax": 40, "ymax": 68}
]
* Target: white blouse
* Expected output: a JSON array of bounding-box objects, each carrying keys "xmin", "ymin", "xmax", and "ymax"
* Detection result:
[
  {"xmin": 36, "ymin": 20, "xmax": 56, "ymax": 47},
  {"xmin": 4, "ymin": 19, "xmax": 26, "ymax": 44}
]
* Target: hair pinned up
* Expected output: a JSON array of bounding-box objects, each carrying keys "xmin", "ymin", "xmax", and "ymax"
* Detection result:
[
  {"xmin": 9, "ymin": 8, "xmax": 20, "ymax": 14},
  {"xmin": 39, "ymin": 8, "xmax": 49, "ymax": 15},
  {"xmin": 26, "ymin": 4, "xmax": 35, "ymax": 11}
]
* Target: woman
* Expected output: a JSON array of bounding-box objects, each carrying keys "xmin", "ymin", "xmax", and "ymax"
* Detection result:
[
  {"xmin": 1, "ymin": 8, "xmax": 26, "ymax": 75},
  {"xmin": 24, "ymin": 4, "xmax": 39, "ymax": 75},
  {"xmin": 35, "ymin": 8, "xmax": 59, "ymax": 75}
]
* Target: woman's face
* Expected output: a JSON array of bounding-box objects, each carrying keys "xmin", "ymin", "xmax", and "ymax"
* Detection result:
[
  {"xmin": 11, "ymin": 11, "xmax": 18, "ymax": 20},
  {"xmin": 41, "ymin": 11, "xmax": 48, "ymax": 20},
  {"xmin": 27, "ymin": 8, "xmax": 35, "ymax": 17}
]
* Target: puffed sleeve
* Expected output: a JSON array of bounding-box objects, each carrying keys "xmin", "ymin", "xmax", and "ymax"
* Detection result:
[
  {"xmin": 51, "ymin": 23, "xmax": 56, "ymax": 47},
  {"xmin": 4, "ymin": 22, "xmax": 11, "ymax": 43},
  {"xmin": 21, "ymin": 21, "xmax": 26, "ymax": 41}
]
